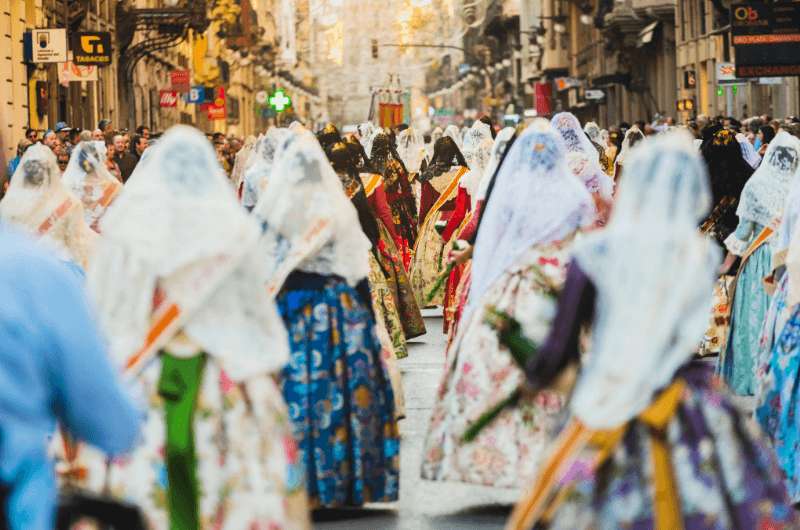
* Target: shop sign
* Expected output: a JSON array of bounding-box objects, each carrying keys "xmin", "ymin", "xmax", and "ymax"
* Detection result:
[
  {"xmin": 683, "ymin": 70, "xmax": 697, "ymax": 89},
  {"xmin": 159, "ymin": 90, "xmax": 179, "ymax": 108},
  {"xmin": 170, "ymin": 70, "xmax": 191, "ymax": 92},
  {"xmin": 71, "ymin": 32, "xmax": 112, "ymax": 65},
  {"xmin": 57, "ymin": 60, "xmax": 98, "ymax": 84},
  {"xmin": 27, "ymin": 29, "xmax": 68, "ymax": 63},
  {"xmin": 554, "ymin": 77, "xmax": 581, "ymax": 92},
  {"xmin": 731, "ymin": 2, "xmax": 800, "ymax": 77},
  {"xmin": 716, "ymin": 62, "xmax": 747, "ymax": 85},
  {"xmin": 186, "ymin": 86, "xmax": 205, "ymax": 104},
  {"xmin": 584, "ymin": 89, "xmax": 605, "ymax": 100},
  {"xmin": 205, "ymin": 86, "xmax": 226, "ymax": 120}
]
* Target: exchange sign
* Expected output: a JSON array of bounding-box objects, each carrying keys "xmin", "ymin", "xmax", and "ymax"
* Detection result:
[{"xmin": 731, "ymin": 2, "xmax": 800, "ymax": 77}]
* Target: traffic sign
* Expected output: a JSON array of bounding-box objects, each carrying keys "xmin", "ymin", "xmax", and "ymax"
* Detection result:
[
  {"xmin": 584, "ymin": 89, "xmax": 605, "ymax": 100},
  {"xmin": 269, "ymin": 89, "xmax": 292, "ymax": 112}
]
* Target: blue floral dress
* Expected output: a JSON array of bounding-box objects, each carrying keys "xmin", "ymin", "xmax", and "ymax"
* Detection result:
[
  {"xmin": 755, "ymin": 301, "xmax": 800, "ymax": 503},
  {"xmin": 277, "ymin": 271, "xmax": 401, "ymax": 508},
  {"xmin": 718, "ymin": 220, "xmax": 773, "ymax": 395}
]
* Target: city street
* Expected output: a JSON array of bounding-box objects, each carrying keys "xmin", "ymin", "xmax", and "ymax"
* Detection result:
[{"xmin": 315, "ymin": 310, "xmax": 518, "ymax": 530}]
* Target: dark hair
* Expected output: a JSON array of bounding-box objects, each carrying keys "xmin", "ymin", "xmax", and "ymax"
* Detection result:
[
  {"xmin": 135, "ymin": 125, "xmax": 148, "ymax": 135},
  {"xmin": 479, "ymin": 115, "xmax": 496, "ymax": 139},
  {"xmin": 760, "ymin": 125, "xmax": 776, "ymax": 144}
]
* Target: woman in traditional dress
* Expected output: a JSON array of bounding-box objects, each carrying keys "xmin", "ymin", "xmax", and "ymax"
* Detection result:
[
  {"xmin": 700, "ymin": 128, "xmax": 754, "ymax": 249},
  {"xmin": 230, "ymin": 134, "xmax": 257, "ymax": 199},
  {"xmin": 62, "ymin": 141, "xmax": 122, "ymax": 231},
  {"xmin": 342, "ymin": 142, "xmax": 427, "ymax": 344},
  {"xmin": 420, "ymin": 119, "xmax": 594, "ymax": 488},
  {"xmin": 613, "ymin": 125, "xmax": 644, "ymax": 182},
  {"xmin": 718, "ymin": 131, "xmax": 800, "ymax": 396},
  {"xmin": 0, "ymin": 143, "xmax": 96, "ymax": 271},
  {"xmin": 84, "ymin": 126, "xmax": 309, "ymax": 529},
  {"xmin": 440, "ymin": 127, "xmax": 517, "ymax": 349},
  {"xmin": 371, "ymin": 132, "xmax": 418, "ymax": 260},
  {"xmin": 582, "ymin": 121, "xmax": 611, "ymax": 175},
  {"xmin": 242, "ymin": 127, "xmax": 291, "ymax": 211},
  {"xmin": 62, "ymin": 140, "xmax": 122, "ymax": 232},
  {"xmin": 255, "ymin": 131, "xmax": 400, "ymax": 508},
  {"xmin": 506, "ymin": 130, "xmax": 797, "ymax": 530},
  {"xmin": 697, "ymin": 128, "xmax": 756, "ymax": 357},
  {"xmin": 551, "ymin": 112, "xmax": 614, "ymax": 202},
  {"xmin": 411, "ymin": 136, "xmax": 469, "ymax": 306},
  {"xmin": 440, "ymin": 120, "xmax": 493, "ymax": 334},
  {"xmin": 325, "ymin": 141, "xmax": 409, "ymax": 418},
  {"xmin": 754, "ymin": 180, "xmax": 800, "ymax": 503}
]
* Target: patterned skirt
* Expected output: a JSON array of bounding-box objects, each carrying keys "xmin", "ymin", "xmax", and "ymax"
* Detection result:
[
  {"xmin": 755, "ymin": 302, "xmax": 800, "ymax": 503},
  {"xmin": 718, "ymin": 243, "xmax": 773, "ymax": 396},
  {"xmin": 421, "ymin": 243, "xmax": 570, "ymax": 488},
  {"xmin": 512, "ymin": 363, "xmax": 796, "ymax": 530},
  {"xmin": 277, "ymin": 272, "xmax": 401, "ymax": 507},
  {"xmin": 376, "ymin": 222, "xmax": 426, "ymax": 341},
  {"xmin": 410, "ymin": 210, "xmax": 448, "ymax": 307},
  {"xmin": 74, "ymin": 355, "xmax": 310, "ymax": 530}
]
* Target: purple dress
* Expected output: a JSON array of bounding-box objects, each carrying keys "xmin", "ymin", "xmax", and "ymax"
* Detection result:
[{"xmin": 522, "ymin": 262, "xmax": 797, "ymax": 530}]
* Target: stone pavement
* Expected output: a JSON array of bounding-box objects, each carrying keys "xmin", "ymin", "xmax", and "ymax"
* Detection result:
[{"xmin": 314, "ymin": 310, "xmax": 517, "ymax": 530}]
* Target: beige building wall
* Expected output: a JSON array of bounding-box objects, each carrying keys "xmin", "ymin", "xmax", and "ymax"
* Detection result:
[{"xmin": 1, "ymin": 1, "xmax": 40, "ymax": 161}]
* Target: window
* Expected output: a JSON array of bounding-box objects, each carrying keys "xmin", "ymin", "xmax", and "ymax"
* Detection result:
[{"xmin": 699, "ymin": 0, "xmax": 707, "ymax": 36}]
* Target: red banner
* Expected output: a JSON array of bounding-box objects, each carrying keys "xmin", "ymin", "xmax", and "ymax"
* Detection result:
[
  {"xmin": 379, "ymin": 103, "xmax": 403, "ymax": 128},
  {"xmin": 170, "ymin": 70, "xmax": 191, "ymax": 92},
  {"xmin": 159, "ymin": 90, "xmax": 178, "ymax": 108},
  {"xmin": 534, "ymin": 82, "xmax": 552, "ymax": 117}
]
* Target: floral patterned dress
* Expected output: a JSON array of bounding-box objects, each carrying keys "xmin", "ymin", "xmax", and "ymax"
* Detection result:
[
  {"xmin": 421, "ymin": 242, "xmax": 571, "ymax": 488},
  {"xmin": 515, "ymin": 364, "xmax": 797, "ymax": 530},
  {"xmin": 76, "ymin": 352, "xmax": 310, "ymax": 530},
  {"xmin": 277, "ymin": 272, "xmax": 401, "ymax": 507},
  {"xmin": 755, "ymin": 301, "xmax": 800, "ymax": 503}
]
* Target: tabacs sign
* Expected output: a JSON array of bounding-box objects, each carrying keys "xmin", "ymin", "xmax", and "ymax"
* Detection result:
[{"xmin": 71, "ymin": 32, "xmax": 112, "ymax": 65}]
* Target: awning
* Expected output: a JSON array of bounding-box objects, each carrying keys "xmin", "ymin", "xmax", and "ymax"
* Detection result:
[{"xmin": 638, "ymin": 21, "xmax": 660, "ymax": 47}]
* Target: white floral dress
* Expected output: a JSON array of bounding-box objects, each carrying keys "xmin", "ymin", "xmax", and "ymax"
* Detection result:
[{"xmin": 421, "ymin": 241, "xmax": 571, "ymax": 488}]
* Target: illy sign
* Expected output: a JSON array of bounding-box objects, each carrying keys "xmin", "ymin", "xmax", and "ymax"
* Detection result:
[{"xmin": 159, "ymin": 90, "xmax": 179, "ymax": 108}]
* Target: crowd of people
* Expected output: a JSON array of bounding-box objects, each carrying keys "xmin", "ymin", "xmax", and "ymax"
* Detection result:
[{"xmin": 4, "ymin": 105, "xmax": 800, "ymax": 529}]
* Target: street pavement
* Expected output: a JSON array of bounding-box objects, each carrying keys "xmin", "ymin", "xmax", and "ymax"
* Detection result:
[{"xmin": 314, "ymin": 309, "xmax": 518, "ymax": 530}]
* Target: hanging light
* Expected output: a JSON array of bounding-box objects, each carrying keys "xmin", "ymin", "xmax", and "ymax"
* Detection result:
[
  {"xmin": 536, "ymin": 34, "xmax": 546, "ymax": 45},
  {"xmin": 502, "ymin": 58, "xmax": 511, "ymax": 67},
  {"xmin": 579, "ymin": 1, "xmax": 594, "ymax": 25},
  {"xmin": 554, "ymin": 22, "xmax": 566, "ymax": 33}
]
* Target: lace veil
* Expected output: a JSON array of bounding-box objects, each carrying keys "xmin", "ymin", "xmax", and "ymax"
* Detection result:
[
  {"xmin": 444, "ymin": 124, "xmax": 463, "ymax": 150},
  {"xmin": 551, "ymin": 112, "xmax": 613, "ymax": 199},
  {"xmin": 230, "ymin": 134, "xmax": 257, "ymax": 191},
  {"xmin": 571, "ymin": 131, "xmax": 719, "ymax": 429},
  {"xmin": 0, "ymin": 143, "xmax": 96, "ymax": 268},
  {"xmin": 88, "ymin": 125, "xmax": 288, "ymax": 380},
  {"xmin": 459, "ymin": 120, "xmax": 494, "ymax": 200},
  {"xmin": 62, "ymin": 140, "xmax": 122, "ymax": 229},
  {"xmin": 254, "ymin": 130, "xmax": 371, "ymax": 294},
  {"xmin": 396, "ymin": 127, "xmax": 426, "ymax": 173},
  {"xmin": 468, "ymin": 119, "xmax": 594, "ymax": 314},
  {"xmin": 475, "ymin": 127, "xmax": 516, "ymax": 203},
  {"xmin": 242, "ymin": 128, "xmax": 292, "ymax": 208},
  {"xmin": 737, "ymin": 131, "xmax": 800, "ymax": 228}
]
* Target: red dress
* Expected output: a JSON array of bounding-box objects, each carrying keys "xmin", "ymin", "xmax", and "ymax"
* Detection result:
[{"xmin": 440, "ymin": 187, "xmax": 472, "ymax": 333}]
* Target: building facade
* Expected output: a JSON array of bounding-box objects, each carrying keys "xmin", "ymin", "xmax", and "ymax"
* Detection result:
[{"xmin": 675, "ymin": 0, "xmax": 799, "ymax": 121}]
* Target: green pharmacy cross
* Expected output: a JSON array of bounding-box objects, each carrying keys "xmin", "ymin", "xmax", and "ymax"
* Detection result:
[{"xmin": 269, "ymin": 89, "xmax": 292, "ymax": 112}]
